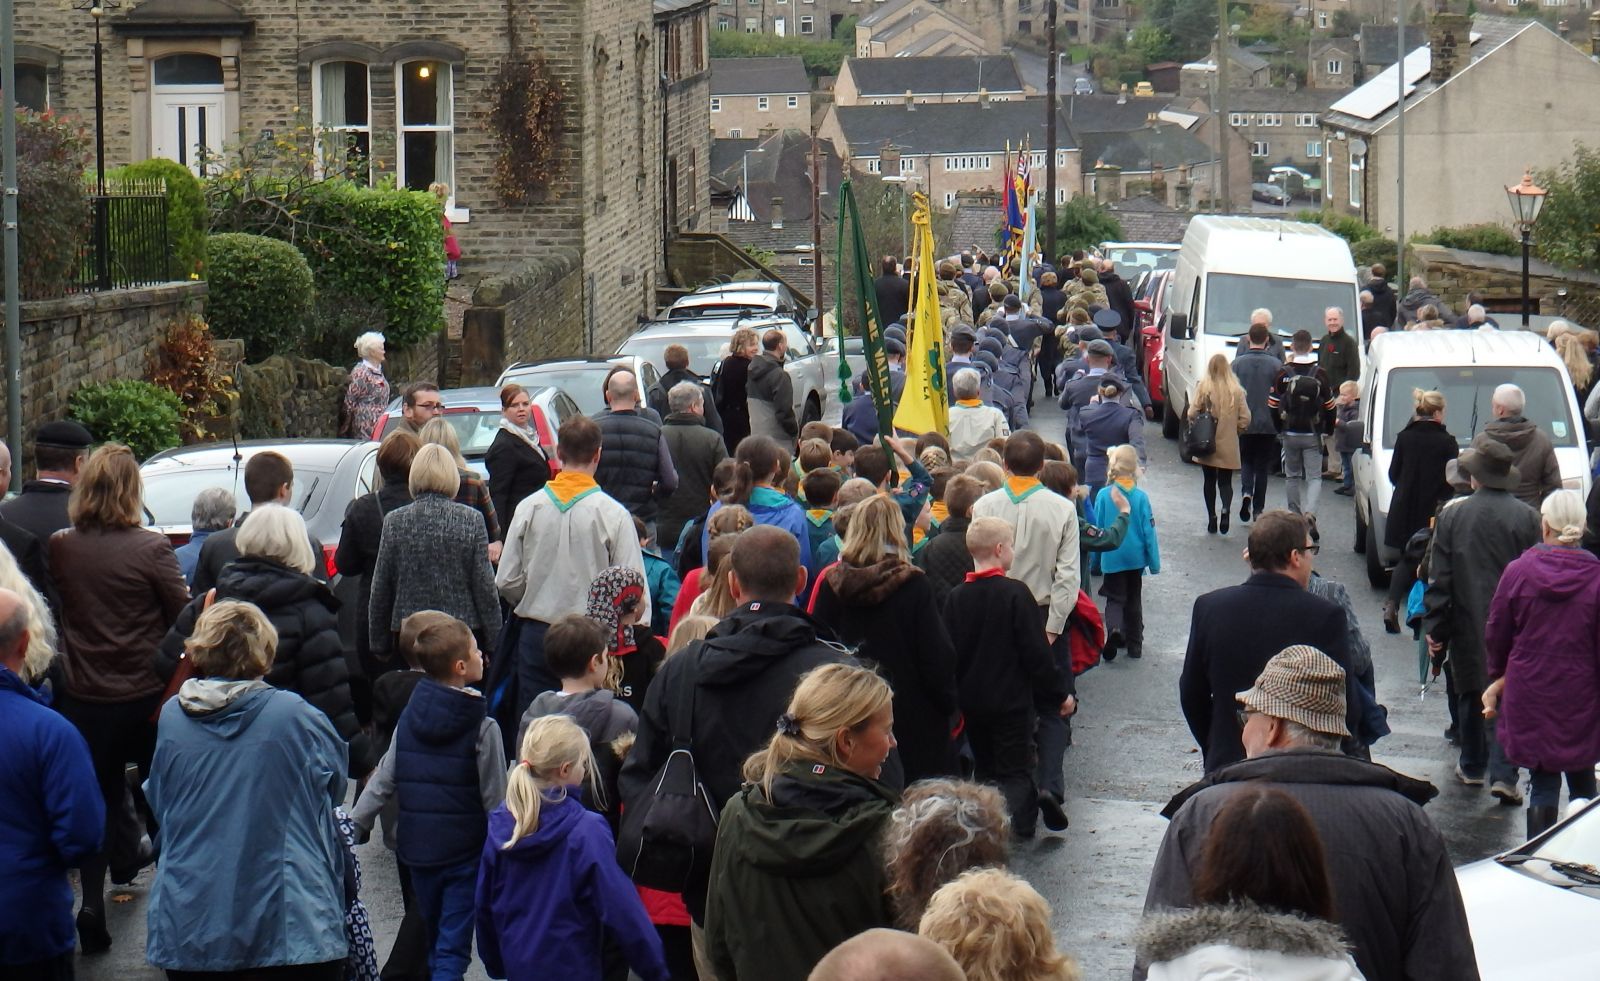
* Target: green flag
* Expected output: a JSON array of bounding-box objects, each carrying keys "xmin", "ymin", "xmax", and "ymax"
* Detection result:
[{"xmin": 835, "ymin": 180, "xmax": 896, "ymax": 448}]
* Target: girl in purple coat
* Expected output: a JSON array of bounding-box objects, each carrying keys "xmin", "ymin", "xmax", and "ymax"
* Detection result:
[
  {"xmin": 1483, "ymin": 489, "xmax": 1600, "ymax": 840},
  {"xmin": 476, "ymin": 716, "xmax": 669, "ymax": 981}
]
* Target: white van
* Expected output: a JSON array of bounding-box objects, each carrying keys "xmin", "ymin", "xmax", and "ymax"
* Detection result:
[
  {"xmin": 1159, "ymin": 216, "xmax": 1361, "ymax": 454},
  {"xmin": 1351, "ymin": 329, "xmax": 1591, "ymax": 586}
]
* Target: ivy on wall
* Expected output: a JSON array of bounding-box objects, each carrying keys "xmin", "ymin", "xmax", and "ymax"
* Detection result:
[{"xmin": 488, "ymin": 54, "xmax": 567, "ymax": 204}]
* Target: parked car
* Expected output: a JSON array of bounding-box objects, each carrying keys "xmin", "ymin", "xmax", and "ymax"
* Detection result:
[
  {"xmin": 496, "ymin": 355, "xmax": 664, "ymax": 419},
  {"xmin": 1133, "ymin": 81, "xmax": 1155, "ymax": 97},
  {"xmin": 1072, "ymin": 76, "xmax": 1095, "ymax": 96},
  {"xmin": 374, "ymin": 384, "xmax": 579, "ymax": 477},
  {"xmin": 1251, "ymin": 181, "xmax": 1291, "ymax": 206},
  {"xmin": 1455, "ymin": 799, "xmax": 1600, "ymax": 980},
  {"xmin": 666, "ymin": 281, "xmax": 812, "ymax": 329},
  {"xmin": 618, "ymin": 315, "xmax": 829, "ymax": 427}
]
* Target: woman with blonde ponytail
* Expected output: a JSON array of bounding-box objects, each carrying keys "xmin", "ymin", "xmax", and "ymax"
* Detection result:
[
  {"xmin": 1482, "ymin": 489, "xmax": 1600, "ymax": 839},
  {"xmin": 704, "ymin": 663, "xmax": 900, "ymax": 981},
  {"xmin": 477, "ymin": 715, "xmax": 670, "ymax": 981}
]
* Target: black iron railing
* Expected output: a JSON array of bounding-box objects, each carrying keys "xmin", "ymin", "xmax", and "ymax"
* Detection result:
[{"xmin": 72, "ymin": 177, "xmax": 172, "ymax": 292}]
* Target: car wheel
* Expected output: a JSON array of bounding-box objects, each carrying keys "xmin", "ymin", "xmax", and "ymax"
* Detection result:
[
  {"xmin": 1365, "ymin": 515, "xmax": 1389, "ymax": 589},
  {"xmin": 1161, "ymin": 388, "xmax": 1180, "ymax": 439},
  {"xmin": 1354, "ymin": 506, "xmax": 1367, "ymax": 555},
  {"xmin": 801, "ymin": 393, "xmax": 822, "ymax": 425}
]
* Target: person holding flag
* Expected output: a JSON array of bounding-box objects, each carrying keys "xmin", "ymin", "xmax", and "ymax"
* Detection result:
[{"xmin": 894, "ymin": 192, "xmax": 949, "ymax": 442}]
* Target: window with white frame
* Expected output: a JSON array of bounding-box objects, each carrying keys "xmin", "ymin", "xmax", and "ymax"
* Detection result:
[
  {"xmin": 1349, "ymin": 154, "xmax": 1363, "ymax": 207},
  {"xmin": 1031, "ymin": 151, "xmax": 1045, "ymax": 168},
  {"xmin": 1057, "ymin": 149, "xmax": 1067, "ymax": 167},
  {"xmin": 799, "ymin": 15, "xmax": 813, "ymax": 32},
  {"xmin": 1327, "ymin": 59, "xmax": 1343, "ymax": 75},
  {"xmin": 758, "ymin": 96, "xmax": 769, "ymax": 111},
  {"xmin": 866, "ymin": 158, "xmax": 881, "ymax": 173},
  {"xmin": 710, "ymin": 97, "xmax": 722, "ymax": 111},
  {"xmin": 900, "ymin": 157, "xmax": 914, "ymax": 173},
  {"xmin": 797, "ymin": 255, "xmax": 815, "ymax": 265},
  {"xmin": 744, "ymin": 16, "xmax": 758, "ymax": 30},
  {"xmin": 1294, "ymin": 113, "xmax": 1317, "ymax": 128},
  {"xmin": 788, "ymin": 94, "xmax": 799, "ymax": 107},
  {"xmin": 729, "ymin": 128, "xmax": 742, "ymax": 137},
  {"xmin": 1258, "ymin": 113, "xmax": 1282, "ymax": 127},
  {"xmin": 943, "ymin": 155, "xmax": 991, "ymax": 171},
  {"xmin": 1306, "ymin": 141, "xmax": 1323, "ymax": 158},
  {"xmin": 397, "ymin": 60, "xmax": 452, "ymax": 197},
  {"xmin": 944, "ymin": 191, "xmax": 957, "ymax": 208},
  {"xmin": 1229, "ymin": 112, "xmax": 1249, "ymax": 127},
  {"xmin": 774, "ymin": 17, "xmax": 785, "ymax": 34},
  {"xmin": 1317, "ymin": 11, "xmax": 1327, "ymax": 27},
  {"xmin": 314, "ymin": 61, "xmax": 372, "ymax": 179},
  {"xmin": 1250, "ymin": 140, "xmax": 1269, "ymax": 157},
  {"xmin": 716, "ymin": 18, "xmax": 730, "ymax": 29},
  {"xmin": 1057, "ymin": 187, "xmax": 1067, "ymax": 204}
]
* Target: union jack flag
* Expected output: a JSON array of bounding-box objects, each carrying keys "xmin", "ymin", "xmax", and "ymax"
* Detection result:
[{"xmin": 1002, "ymin": 138, "xmax": 1031, "ymax": 267}]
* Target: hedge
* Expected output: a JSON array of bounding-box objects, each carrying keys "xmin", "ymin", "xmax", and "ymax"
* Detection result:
[
  {"xmin": 108, "ymin": 158, "xmax": 207, "ymax": 279},
  {"xmin": 8, "ymin": 110, "xmax": 90, "ymax": 300},
  {"xmin": 205, "ymin": 233, "xmax": 316, "ymax": 361}
]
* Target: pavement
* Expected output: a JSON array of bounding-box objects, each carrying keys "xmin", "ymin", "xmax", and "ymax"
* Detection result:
[{"xmin": 75, "ymin": 390, "xmax": 1528, "ymax": 980}]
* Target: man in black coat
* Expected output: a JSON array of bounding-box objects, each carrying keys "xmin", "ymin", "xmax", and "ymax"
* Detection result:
[
  {"xmin": 1098, "ymin": 260, "xmax": 1137, "ymax": 345},
  {"xmin": 1364, "ymin": 264, "xmax": 1397, "ymax": 329},
  {"xmin": 873, "ymin": 256, "xmax": 910, "ymax": 328},
  {"xmin": 658, "ymin": 382, "xmax": 729, "ymax": 562},
  {"xmin": 193, "ymin": 452, "xmax": 327, "ymax": 595},
  {"xmin": 653, "ymin": 343, "xmax": 723, "ymax": 435},
  {"xmin": 619, "ymin": 525, "xmax": 845, "ymax": 920},
  {"xmin": 0, "ymin": 420, "xmax": 92, "ymax": 548},
  {"xmin": 0, "ymin": 441, "xmax": 56, "ymax": 614},
  {"xmin": 1180, "ymin": 510, "xmax": 1355, "ymax": 771}
]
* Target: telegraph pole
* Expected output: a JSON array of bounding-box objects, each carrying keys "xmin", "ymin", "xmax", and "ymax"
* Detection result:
[
  {"xmin": 2, "ymin": 0, "xmax": 21, "ymax": 458},
  {"xmin": 1215, "ymin": 0, "xmax": 1231, "ymax": 211},
  {"xmin": 1045, "ymin": 0, "xmax": 1059, "ymax": 249}
]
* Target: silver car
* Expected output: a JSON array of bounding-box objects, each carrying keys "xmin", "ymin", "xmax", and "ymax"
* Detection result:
[{"xmin": 667, "ymin": 281, "xmax": 811, "ymax": 329}]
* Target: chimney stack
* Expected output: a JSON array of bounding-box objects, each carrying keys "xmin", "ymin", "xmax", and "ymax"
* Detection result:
[
  {"xmin": 979, "ymin": 87, "xmax": 990, "ymax": 108},
  {"xmin": 770, "ymin": 196, "xmax": 784, "ymax": 230},
  {"xmin": 881, "ymin": 146, "xmax": 902, "ymax": 176},
  {"xmin": 1095, "ymin": 163, "xmax": 1123, "ymax": 205},
  {"xmin": 1150, "ymin": 163, "xmax": 1167, "ymax": 200},
  {"xmin": 1117, "ymin": 83, "xmax": 1128, "ymax": 105},
  {"xmin": 1428, "ymin": 12, "xmax": 1473, "ymax": 85},
  {"xmin": 905, "ymin": 90, "xmax": 916, "ymax": 110},
  {"xmin": 1590, "ymin": 10, "xmax": 1600, "ymax": 59},
  {"xmin": 1175, "ymin": 163, "xmax": 1192, "ymax": 210}
]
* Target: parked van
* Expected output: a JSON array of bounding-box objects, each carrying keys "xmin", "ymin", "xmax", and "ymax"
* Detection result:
[
  {"xmin": 1351, "ymin": 329, "xmax": 1591, "ymax": 586},
  {"xmin": 1159, "ymin": 216, "xmax": 1362, "ymax": 457}
]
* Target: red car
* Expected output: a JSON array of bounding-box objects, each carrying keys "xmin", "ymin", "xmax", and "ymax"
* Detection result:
[{"xmin": 1134, "ymin": 270, "xmax": 1173, "ymax": 418}]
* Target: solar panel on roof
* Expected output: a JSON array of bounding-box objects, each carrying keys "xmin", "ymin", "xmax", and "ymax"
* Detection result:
[{"xmin": 1328, "ymin": 46, "xmax": 1429, "ymax": 120}]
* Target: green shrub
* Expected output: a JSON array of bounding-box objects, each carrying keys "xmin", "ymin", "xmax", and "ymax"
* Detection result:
[
  {"xmin": 69, "ymin": 379, "xmax": 183, "ymax": 461},
  {"xmin": 5, "ymin": 110, "xmax": 91, "ymax": 300},
  {"xmin": 1293, "ymin": 209, "xmax": 1378, "ymax": 245},
  {"xmin": 294, "ymin": 182, "xmax": 444, "ymax": 349},
  {"xmin": 1351, "ymin": 237, "xmax": 1398, "ymax": 277},
  {"xmin": 108, "ymin": 158, "xmax": 207, "ymax": 278},
  {"xmin": 1416, "ymin": 223, "xmax": 1520, "ymax": 257},
  {"xmin": 205, "ymin": 232, "xmax": 315, "ymax": 360}
]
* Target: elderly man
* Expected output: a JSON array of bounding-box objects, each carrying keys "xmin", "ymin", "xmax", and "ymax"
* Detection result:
[
  {"xmin": 1144, "ymin": 645, "xmax": 1480, "ymax": 981},
  {"xmin": 658, "ymin": 381, "xmax": 728, "ymax": 561},
  {"xmin": 808, "ymin": 929, "xmax": 965, "ymax": 981},
  {"xmin": 593, "ymin": 369, "xmax": 677, "ymax": 525},
  {"xmin": 654, "ymin": 343, "xmax": 723, "ymax": 434},
  {"xmin": 1318, "ymin": 307, "xmax": 1360, "ymax": 481},
  {"xmin": 947, "ymin": 368, "xmax": 1010, "ymax": 459},
  {"xmin": 1245, "ymin": 307, "xmax": 1286, "ymax": 361},
  {"xmin": 174, "ymin": 486, "xmax": 237, "ymax": 587},
  {"xmin": 1480, "ymin": 383, "xmax": 1561, "ymax": 508},
  {"xmin": 0, "ymin": 587, "xmax": 105, "ymax": 979}
]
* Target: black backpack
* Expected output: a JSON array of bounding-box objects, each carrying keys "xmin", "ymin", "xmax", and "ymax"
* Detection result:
[
  {"xmin": 616, "ymin": 644, "xmax": 721, "ymax": 892},
  {"xmin": 1283, "ymin": 372, "xmax": 1323, "ymax": 430}
]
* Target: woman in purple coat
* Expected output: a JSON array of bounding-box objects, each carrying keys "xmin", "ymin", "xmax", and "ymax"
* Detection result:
[{"xmin": 1483, "ymin": 488, "xmax": 1600, "ymax": 840}]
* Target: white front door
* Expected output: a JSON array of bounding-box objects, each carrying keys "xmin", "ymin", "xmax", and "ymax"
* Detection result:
[{"xmin": 152, "ymin": 94, "xmax": 224, "ymax": 174}]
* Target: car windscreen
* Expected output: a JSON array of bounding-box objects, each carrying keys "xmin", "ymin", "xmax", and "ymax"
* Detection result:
[
  {"xmin": 142, "ymin": 466, "xmax": 335, "ymax": 526},
  {"xmin": 1205, "ymin": 273, "xmax": 1356, "ymax": 340},
  {"xmin": 379, "ymin": 411, "xmax": 500, "ymax": 457},
  {"xmin": 618, "ymin": 336, "xmax": 732, "ymax": 377},
  {"xmin": 1526, "ymin": 804, "xmax": 1600, "ymax": 872},
  {"xmin": 504, "ymin": 367, "xmax": 611, "ymax": 416},
  {"xmin": 1382, "ymin": 366, "xmax": 1580, "ymax": 449},
  {"xmin": 669, "ymin": 301, "xmax": 775, "ymax": 319},
  {"xmin": 1104, "ymin": 248, "xmax": 1177, "ymax": 285}
]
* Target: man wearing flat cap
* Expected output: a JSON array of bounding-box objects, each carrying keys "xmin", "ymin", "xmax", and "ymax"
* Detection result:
[
  {"xmin": 1424, "ymin": 433, "xmax": 1542, "ymax": 802},
  {"xmin": 1143, "ymin": 645, "xmax": 1480, "ymax": 981},
  {"xmin": 0, "ymin": 420, "xmax": 93, "ymax": 547}
]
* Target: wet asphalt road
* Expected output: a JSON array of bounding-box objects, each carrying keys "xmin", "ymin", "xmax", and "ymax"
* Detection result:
[{"xmin": 75, "ymin": 394, "xmax": 1526, "ymax": 980}]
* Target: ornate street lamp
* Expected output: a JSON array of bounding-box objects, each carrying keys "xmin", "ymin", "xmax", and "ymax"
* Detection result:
[{"xmin": 1505, "ymin": 168, "xmax": 1547, "ymax": 329}]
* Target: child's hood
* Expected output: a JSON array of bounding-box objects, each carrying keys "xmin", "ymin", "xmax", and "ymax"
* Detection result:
[
  {"xmin": 488, "ymin": 794, "xmax": 586, "ymax": 858},
  {"xmin": 403, "ymin": 677, "xmax": 487, "ymax": 746}
]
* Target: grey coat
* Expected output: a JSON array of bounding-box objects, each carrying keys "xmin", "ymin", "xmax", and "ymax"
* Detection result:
[
  {"xmin": 1142, "ymin": 750, "xmax": 1479, "ymax": 981},
  {"xmin": 746, "ymin": 353, "xmax": 797, "ymax": 442},
  {"xmin": 1423, "ymin": 487, "xmax": 1541, "ymax": 693},
  {"xmin": 1231, "ymin": 349, "xmax": 1284, "ymax": 437},
  {"xmin": 367, "ymin": 492, "xmax": 500, "ymax": 655}
]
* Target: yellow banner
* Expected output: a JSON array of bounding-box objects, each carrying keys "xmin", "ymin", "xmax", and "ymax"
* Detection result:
[{"xmin": 892, "ymin": 192, "xmax": 948, "ymax": 436}]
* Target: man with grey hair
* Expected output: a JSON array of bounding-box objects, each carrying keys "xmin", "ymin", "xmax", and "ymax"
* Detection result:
[
  {"xmin": 1481, "ymin": 383, "xmax": 1561, "ymax": 507},
  {"xmin": 659, "ymin": 381, "xmax": 729, "ymax": 560},
  {"xmin": 946, "ymin": 368, "xmax": 1010, "ymax": 460},
  {"xmin": 1317, "ymin": 306, "xmax": 1359, "ymax": 481},
  {"xmin": 594, "ymin": 369, "xmax": 678, "ymax": 526},
  {"xmin": 1145, "ymin": 644, "xmax": 1479, "ymax": 981},
  {"xmin": 0, "ymin": 586, "xmax": 106, "ymax": 979},
  {"xmin": 1247, "ymin": 307, "xmax": 1285, "ymax": 361},
  {"xmin": 1399, "ymin": 274, "xmax": 1450, "ymax": 325},
  {"xmin": 174, "ymin": 487, "xmax": 237, "ymax": 587}
]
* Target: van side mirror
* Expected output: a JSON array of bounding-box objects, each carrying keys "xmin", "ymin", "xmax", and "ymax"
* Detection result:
[{"xmin": 1168, "ymin": 313, "xmax": 1191, "ymax": 340}]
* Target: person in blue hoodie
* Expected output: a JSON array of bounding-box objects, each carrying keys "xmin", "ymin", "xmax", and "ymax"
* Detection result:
[
  {"xmin": 144, "ymin": 599, "xmax": 349, "ymax": 978},
  {"xmin": 1092, "ymin": 445, "xmax": 1160, "ymax": 662},
  {"xmin": 0, "ymin": 586, "xmax": 103, "ymax": 980},
  {"xmin": 701, "ymin": 435, "xmax": 815, "ymax": 580},
  {"xmin": 477, "ymin": 714, "xmax": 670, "ymax": 981},
  {"xmin": 352, "ymin": 613, "xmax": 507, "ymax": 981}
]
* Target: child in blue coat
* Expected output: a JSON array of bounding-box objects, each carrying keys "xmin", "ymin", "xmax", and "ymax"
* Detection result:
[
  {"xmin": 476, "ymin": 715, "xmax": 669, "ymax": 981},
  {"xmin": 1092, "ymin": 444, "xmax": 1160, "ymax": 661}
]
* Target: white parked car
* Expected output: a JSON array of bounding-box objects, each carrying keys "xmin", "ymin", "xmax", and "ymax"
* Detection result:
[{"xmin": 666, "ymin": 281, "xmax": 812, "ymax": 330}]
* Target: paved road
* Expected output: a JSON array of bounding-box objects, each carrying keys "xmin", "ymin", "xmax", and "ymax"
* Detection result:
[{"xmin": 76, "ymin": 393, "xmax": 1524, "ymax": 980}]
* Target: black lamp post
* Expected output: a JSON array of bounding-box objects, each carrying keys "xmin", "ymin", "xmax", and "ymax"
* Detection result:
[
  {"xmin": 1505, "ymin": 168, "xmax": 1548, "ymax": 330},
  {"xmin": 73, "ymin": 0, "xmax": 117, "ymax": 288}
]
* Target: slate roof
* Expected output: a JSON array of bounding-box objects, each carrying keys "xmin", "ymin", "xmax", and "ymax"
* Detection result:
[
  {"xmin": 712, "ymin": 129, "xmax": 845, "ymax": 223},
  {"xmin": 831, "ymin": 98, "xmax": 1087, "ymax": 156},
  {"xmin": 1058, "ymin": 93, "xmax": 1174, "ymax": 133},
  {"xmin": 859, "ymin": 0, "xmax": 914, "ymax": 27},
  {"xmin": 1226, "ymin": 44, "xmax": 1271, "ymax": 73},
  {"xmin": 1324, "ymin": 16, "xmax": 1534, "ymax": 135},
  {"xmin": 711, "ymin": 57, "xmax": 810, "ymax": 96},
  {"xmin": 843, "ymin": 55, "xmax": 1025, "ymax": 97},
  {"xmin": 1216, "ymin": 86, "xmax": 1344, "ymax": 112},
  {"xmin": 1081, "ymin": 125, "xmax": 1216, "ymax": 172},
  {"xmin": 1106, "ymin": 195, "xmax": 1191, "ymax": 245}
]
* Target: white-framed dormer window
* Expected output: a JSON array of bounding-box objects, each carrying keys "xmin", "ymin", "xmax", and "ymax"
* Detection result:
[
  {"xmin": 1250, "ymin": 140, "xmax": 1269, "ymax": 157},
  {"xmin": 787, "ymin": 94, "xmax": 799, "ymax": 107},
  {"xmin": 1349, "ymin": 153, "xmax": 1363, "ymax": 207},
  {"xmin": 1229, "ymin": 112, "xmax": 1249, "ymax": 127},
  {"xmin": 900, "ymin": 157, "xmax": 914, "ymax": 173},
  {"xmin": 799, "ymin": 15, "xmax": 813, "ymax": 32},
  {"xmin": 758, "ymin": 96, "xmax": 770, "ymax": 111},
  {"xmin": 1307, "ymin": 141, "xmax": 1323, "ymax": 158},
  {"xmin": 397, "ymin": 60, "xmax": 454, "ymax": 205},
  {"xmin": 314, "ymin": 61, "xmax": 372, "ymax": 179},
  {"xmin": 1057, "ymin": 149, "xmax": 1068, "ymax": 167},
  {"xmin": 728, "ymin": 128, "xmax": 742, "ymax": 137},
  {"xmin": 865, "ymin": 158, "xmax": 881, "ymax": 173},
  {"xmin": 1259, "ymin": 113, "xmax": 1282, "ymax": 127},
  {"xmin": 710, "ymin": 97, "xmax": 722, "ymax": 112},
  {"xmin": 1327, "ymin": 59, "xmax": 1343, "ymax": 75},
  {"xmin": 1294, "ymin": 113, "xmax": 1317, "ymax": 128}
]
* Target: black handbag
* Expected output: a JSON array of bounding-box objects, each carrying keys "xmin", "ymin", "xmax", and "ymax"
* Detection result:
[
  {"xmin": 616, "ymin": 644, "xmax": 720, "ymax": 892},
  {"xmin": 1185, "ymin": 401, "xmax": 1218, "ymax": 458}
]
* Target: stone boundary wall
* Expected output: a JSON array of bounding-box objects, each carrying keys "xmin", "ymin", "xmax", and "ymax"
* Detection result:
[
  {"xmin": 1411, "ymin": 244, "xmax": 1600, "ymax": 327},
  {"xmin": 459, "ymin": 249, "xmax": 587, "ymax": 386}
]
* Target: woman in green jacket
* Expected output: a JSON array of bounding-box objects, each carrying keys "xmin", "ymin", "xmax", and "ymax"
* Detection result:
[{"xmin": 705, "ymin": 663, "xmax": 899, "ymax": 981}]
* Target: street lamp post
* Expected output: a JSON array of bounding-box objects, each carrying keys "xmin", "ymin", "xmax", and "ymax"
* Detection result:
[
  {"xmin": 740, "ymin": 146, "xmax": 765, "ymax": 220},
  {"xmin": 1505, "ymin": 168, "xmax": 1548, "ymax": 329},
  {"xmin": 74, "ymin": 0, "xmax": 117, "ymax": 289}
]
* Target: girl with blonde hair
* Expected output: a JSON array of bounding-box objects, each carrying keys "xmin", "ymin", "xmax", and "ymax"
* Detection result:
[
  {"xmin": 477, "ymin": 715, "xmax": 670, "ymax": 981},
  {"xmin": 1092, "ymin": 445, "xmax": 1160, "ymax": 661},
  {"xmin": 1555, "ymin": 331, "xmax": 1593, "ymax": 403},
  {"xmin": 919, "ymin": 868, "xmax": 1080, "ymax": 981},
  {"xmin": 1189, "ymin": 351, "xmax": 1252, "ymax": 534},
  {"xmin": 0, "ymin": 544, "xmax": 59, "ymax": 684},
  {"xmin": 704, "ymin": 664, "xmax": 900, "ymax": 981},
  {"xmin": 1381, "ymin": 388, "xmax": 1456, "ymax": 633},
  {"xmin": 668, "ymin": 504, "xmax": 753, "ymax": 633}
]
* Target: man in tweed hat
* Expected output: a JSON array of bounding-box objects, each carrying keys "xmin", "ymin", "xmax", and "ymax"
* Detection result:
[{"xmin": 1141, "ymin": 646, "xmax": 1479, "ymax": 981}]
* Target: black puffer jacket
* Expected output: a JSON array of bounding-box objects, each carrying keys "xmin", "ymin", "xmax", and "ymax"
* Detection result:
[
  {"xmin": 159, "ymin": 556, "xmax": 375, "ymax": 776},
  {"xmin": 334, "ymin": 476, "xmax": 412, "ymax": 669},
  {"xmin": 915, "ymin": 516, "xmax": 973, "ymax": 610}
]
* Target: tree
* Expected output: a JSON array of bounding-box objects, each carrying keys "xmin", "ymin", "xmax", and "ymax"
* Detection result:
[
  {"xmin": 709, "ymin": 31, "xmax": 850, "ymax": 78},
  {"xmin": 1332, "ymin": 9, "xmax": 1360, "ymax": 35},
  {"xmin": 1535, "ymin": 144, "xmax": 1600, "ymax": 276},
  {"xmin": 1146, "ymin": 0, "xmax": 1219, "ymax": 63},
  {"xmin": 1052, "ymin": 197, "xmax": 1124, "ymax": 256}
]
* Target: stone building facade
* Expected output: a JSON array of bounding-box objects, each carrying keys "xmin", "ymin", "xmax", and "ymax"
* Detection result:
[
  {"xmin": 16, "ymin": 0, "xmax": 713, "ymax": 352},
  {"xmin": 709, "ymin": 57, "xmax": 812, "ymax": 139}
]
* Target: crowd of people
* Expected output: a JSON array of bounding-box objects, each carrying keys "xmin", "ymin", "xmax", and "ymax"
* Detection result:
[{"xmin": 4, "ymin": 252, "xmax": 1600, "ymax": 981}]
